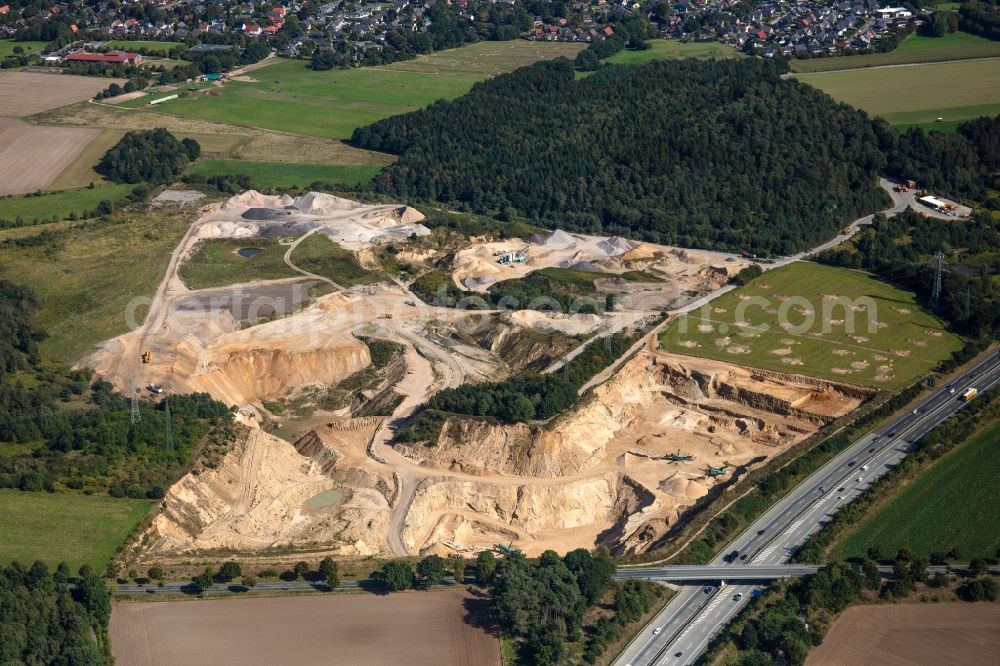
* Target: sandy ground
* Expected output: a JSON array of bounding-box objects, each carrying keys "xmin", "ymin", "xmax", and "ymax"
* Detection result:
[
  {"xmin": 451, "ymin": 231, "xmax": 748, "ymax": 311},
  {"xmin": 101, "ymin": 90, "xmax": 149, "ymax": 105},
  {"xmin": 0, "ymin": 117, "xmax": 99, "ymax": 195},
  {"xmin": 807, "ymin": 603, "xmax": 1000, "ymax": 666},
  {"xmin": 0, "ymin": 71, "xmax": 122, "ymax": 116},
  {"xmin": 101, "ymin": 189, "xmax": 875, "ymax": 567},
  {"xmin": 151, "ymin": 189, "xmax": 205, "ymax": 206},
  {"xmin": 110, "ymin": 590, "xmax": 500, "ymax": 666}
]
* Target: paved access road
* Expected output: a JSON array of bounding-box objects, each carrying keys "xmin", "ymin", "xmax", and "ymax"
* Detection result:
[{"xmin": 614, "ymin": 351, "xmax": 1000, "ymax": 666}]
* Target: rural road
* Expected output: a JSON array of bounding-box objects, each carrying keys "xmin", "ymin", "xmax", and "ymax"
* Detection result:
[{"xmin": 614, "ymin": 350, "xmax": 1000, "ymax": 666}]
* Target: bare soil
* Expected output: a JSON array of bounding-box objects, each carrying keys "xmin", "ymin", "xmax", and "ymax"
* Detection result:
[
  {"xmin": 807, "ymin": 603, "xmax": 1000, "ymax": 666},
  {"xmin": 110, "ymin": 589, "xmax": 500, "ymax": 666},
  {"xmin": 0, "ymin": 117, "xmax": 99, "ymax": 195},
  {"xmin": 0, "ymin": 72, "xmax": 121, "ymax": 116}
]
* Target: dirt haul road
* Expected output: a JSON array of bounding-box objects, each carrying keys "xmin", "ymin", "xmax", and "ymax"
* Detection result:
[{"xmin": 111, "ymin": 186, "xmax": 899, "ymax": 566}]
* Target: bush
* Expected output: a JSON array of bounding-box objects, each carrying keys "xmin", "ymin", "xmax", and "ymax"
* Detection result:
[{"xmin": 97, "ymin": 128, "xmax": 198, "ymax": 185}]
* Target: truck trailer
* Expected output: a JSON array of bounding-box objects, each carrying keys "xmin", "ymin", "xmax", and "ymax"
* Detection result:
[{"xmin": 962, "ymin": 388, "xmax": 977, "ymax": 402}]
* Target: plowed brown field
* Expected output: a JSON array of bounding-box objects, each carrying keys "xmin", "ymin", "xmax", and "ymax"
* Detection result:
[
  {"xmin": 110, "ymin": 590, "xmax": 501, "ymax": 666},
  {"xmin": 807, "ymin": 603, "xmax": 1000, "ymax": 666}
]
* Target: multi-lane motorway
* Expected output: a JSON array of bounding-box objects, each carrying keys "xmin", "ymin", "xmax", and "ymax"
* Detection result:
[{"xmin": 614, "ymin": 351, "xmax": 1000, "ymax": 666}]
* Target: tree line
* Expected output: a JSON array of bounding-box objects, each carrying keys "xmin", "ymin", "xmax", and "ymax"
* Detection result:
[
  {"xmin": 959, "ymin": 0, "xmax": 1000, "ymax": 40},
  {"xmin": 352, "ymin": 58, "xmax": 889, "ymax": 256},
  {"xmin": 0, "ymin": 560, "xmax": 111, "ymax": 665},
  {"xmin": 396, "ymin": 330, "xmax": 638, "ymax": 442},
  {"xmin": 97, "ymin": 129, "xmax": 200, "ymax": 185},
  {"xmin": 0, "ymin": 281, "xmax": 232, "ymax": 498},
  {"xmin": 815, "ymin": 208, "xmax": 1000, "ymax": 339}
]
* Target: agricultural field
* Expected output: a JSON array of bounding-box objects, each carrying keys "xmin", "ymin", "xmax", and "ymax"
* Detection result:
[
  {"xmin": 0, "ymin": 183, "xmax": 134, "ymax": 223},
  {"xmin": 797, "ymin": 59, "xmax": 1000, "ymax": 128},
  {"xmin": 186, "ymin": 159, "xmax": 384, "ymax": 188},
  {"xmin": 603, "ymin": 39, "xmax": 741, "ymax": 65},
  {"xmin": 121, "ymin": 40, "xmax": 584, "ymax": 139},
  {"xmin": 790, "ymin": 31, "xmax": 1000, "ymax": 72},
  {"xmin": 661, "ymin": 262, "xmax": 962, "ymax": 389},
  {"xmin": 0, "ymin": 71, "xmax": 121, "ymax": 116},
  {"xmin": 807, "ymin": 604, "xmax": 1000, "ymax": 666},
  {"xmin": 0, "ymin": 209, "xmax": 193, "ymax": 362},
  {"xmin": 111, "ymin": 590, "xmax": 501, "ymax": 666},
  {"xmin": 179, "ymin": 238, "xmax": 296, "ymax": 289},
  {"xmin": 0, "ymin": 117, "xmax": 100, "ymax": 195},
  {"xmin": 0, "ymin": 39, "xmax": 47, "ymax": 57},
  {"xmin": 0, "ymin": 489, "xmax": 149, "ymax": 572},
  {"xmin": 836, "ymin": 421, "xmax": 1000, "ymax": 560}
]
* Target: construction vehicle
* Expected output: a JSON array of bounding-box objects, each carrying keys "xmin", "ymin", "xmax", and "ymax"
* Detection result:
[
  {"xmin": 147, "ymin": 384, "xmax": 163, "ymax": 394},
  {"xmin": 141, "ymin": 351, "xmax": 151, "ymax": 364},
  {"xmin": 494, "ymin": 542, "xmax": 523, "ymax": 557},
  {"xmin": 705, "ymin": 463, "xmax": 729, "ymax": 477},
  {"xmin": 666, "ymin": 450, "xmax": 694, "ymax": 462},
  {"xmin": 962, "ymin": 388, "xmax": 977, "ymax": 402}
]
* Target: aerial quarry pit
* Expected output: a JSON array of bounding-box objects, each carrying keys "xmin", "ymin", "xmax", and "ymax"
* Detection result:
[{"xmin": 92, "ymin": 190, "xmax": 873, "ymax": 568}]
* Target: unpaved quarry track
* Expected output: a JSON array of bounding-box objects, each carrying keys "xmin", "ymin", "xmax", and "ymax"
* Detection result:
[{"xmin": 112, "ymin": 187, "xmax": 894, "ymax": 565}]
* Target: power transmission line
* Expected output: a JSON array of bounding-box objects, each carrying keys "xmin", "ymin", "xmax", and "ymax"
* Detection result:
[
  {"xmin": 163, "ymin": 395, "xmax": 174, "ymax": 452},
  {"xmin": 129, "ymin": 376, "xmax": 141, "ymax": 425},
  {"xmin": 931, "ymin": 250, "xmax": 945, "ymax": 309}
]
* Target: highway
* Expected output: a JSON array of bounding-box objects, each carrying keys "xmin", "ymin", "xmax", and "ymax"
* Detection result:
[{"xmin": 614, "ymin": 350, "xmax": 1000, "ymax": 666}]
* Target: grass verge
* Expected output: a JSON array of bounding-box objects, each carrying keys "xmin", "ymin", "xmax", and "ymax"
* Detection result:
[{"xmin": 187, "ymin": 159, "xmax": 383, "ymax": 188}]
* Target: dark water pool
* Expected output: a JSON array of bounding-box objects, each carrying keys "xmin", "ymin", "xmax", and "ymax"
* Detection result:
[{"xmin": 237, "ymin": 247, "xmax": 263, "ymax": 258}]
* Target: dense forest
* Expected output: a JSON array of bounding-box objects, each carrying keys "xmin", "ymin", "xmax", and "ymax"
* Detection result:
[
  {"xmin": 490, "ymin": 549, "xmax": 619, "ymax": 665},
  {"xmin": 883, "ymin": 114, "xmax": 1000, "ymax": 202},
  {"xmin": 816, "ymin": 209, "xmax": 1000, "ymax": 338},
  {"xmin": 0, "ymin": 560, "xmax": 111, "ymax": 665},
  {"xmin": 96, "ymin": 129, "xmax": 200, "ymax": 185},
  {"xmin": 0, "ymin": 282, "xmax": 231, "ymax": 498},
  {"xmin": 959, "ymin": 0, "xmax": 1000, "ymax": 40},
  {"xmin": 352, "ymin": 58, "xmax": 889, "ymax": 255}
]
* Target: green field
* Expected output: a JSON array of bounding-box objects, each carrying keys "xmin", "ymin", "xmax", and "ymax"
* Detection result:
[
  {"xmin": 107, "ymin": 40, "xmax": 182, "ymax": 53},
  {"xmin": 0, "ymin": 184, "xmax": 134, "ymax": 224},
  {"xmin": 603, "ymin": 39, "xmax": 741, "ymax": 65},
  {"xmin": 797, "ymin": 58, "xmax": 1000, "ymax": 127},
  {"xmin": 290, "ymin": 233, "xmax": 381, "ymax": 286},
  {"xmin": 186, "ymin": 159, "xmax": 385, "ymax": 188},
  {"xmin": 0, "ymin": 489, "xmax": 149, "ymax": 572},
  {"xmin": 179, "ymin": 238, "xmax": 296, "ymax": 289},
  {"xmin": 123, "ymin": 41, "xmax": 584, "ymax": 139},
  {"xmin": 0, "ymin": 39, "xmax": 47, "ymax": 57},
  {"xmin": 0, "ymin": 209, "xmax": 194, "ymax": 362},
  {"xmin": 790, "ymin": 31, "xmax": 1000, "ymax": 73},
  {"xmin": 661, "ymin": 263, "xmax": 962, "ymax": 389},
  {"xmin": 838, "ymin": 421, "xmax": 1000, "ymax": 559}
]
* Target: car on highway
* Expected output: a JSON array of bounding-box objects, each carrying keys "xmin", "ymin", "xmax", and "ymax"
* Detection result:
[
  {"xmin": 912, "ymin": 409, "xmax": 918, "ymax": 414},
  {"xmin": 837, "ymin": 495, "xmax": 843, "ymax": 500},
  {"xmin": 675, "ymin": 652, "xmax": 683, "ymax": 658},
  {"xmin": 653, "ymin": 627, "xmax": 662, "ymax": 635},
  {"xmin": 848, "ymin": 460, "xmax": 856, "ymax": 467},
  {"xmin": 757, "ymin": 528, "xmax": 766, "ymax": 535},
  {"xmin": 861, "ymin": 465, "xmax": 869, "ymax": 471},
  {"xmin": 704, "ymin": 586, "xmax": 714, "ymax": 594},
  {"xmin": 888, "ymin": 431, "xmax": 896, "ymax": 437},
  {"xmin": 856, "ymin": 476, "xmax": 863, "ymax": 482},
  {"xmin": 838, "ymin": 486, "xmax": 845, "ymax": 492},
  {"xmin": 724, "ymin": 550, "xmax": 739, "ymax": 563},
  {"xmin": 868, "ymin": 447, "xmax": 876, "ymax": 453},
  {"xmin": 733, "ymin": 592, "xmax": 744, "ymax": 601}
]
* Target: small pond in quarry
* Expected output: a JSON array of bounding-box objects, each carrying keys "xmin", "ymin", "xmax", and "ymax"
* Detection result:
[
  {"xmin": 303, "ymin": 489, "xmax": 343, "ymax": 510},
  {"xmin": 237, "ymin": 247, "xmax": 264, "ymax": 258}
]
